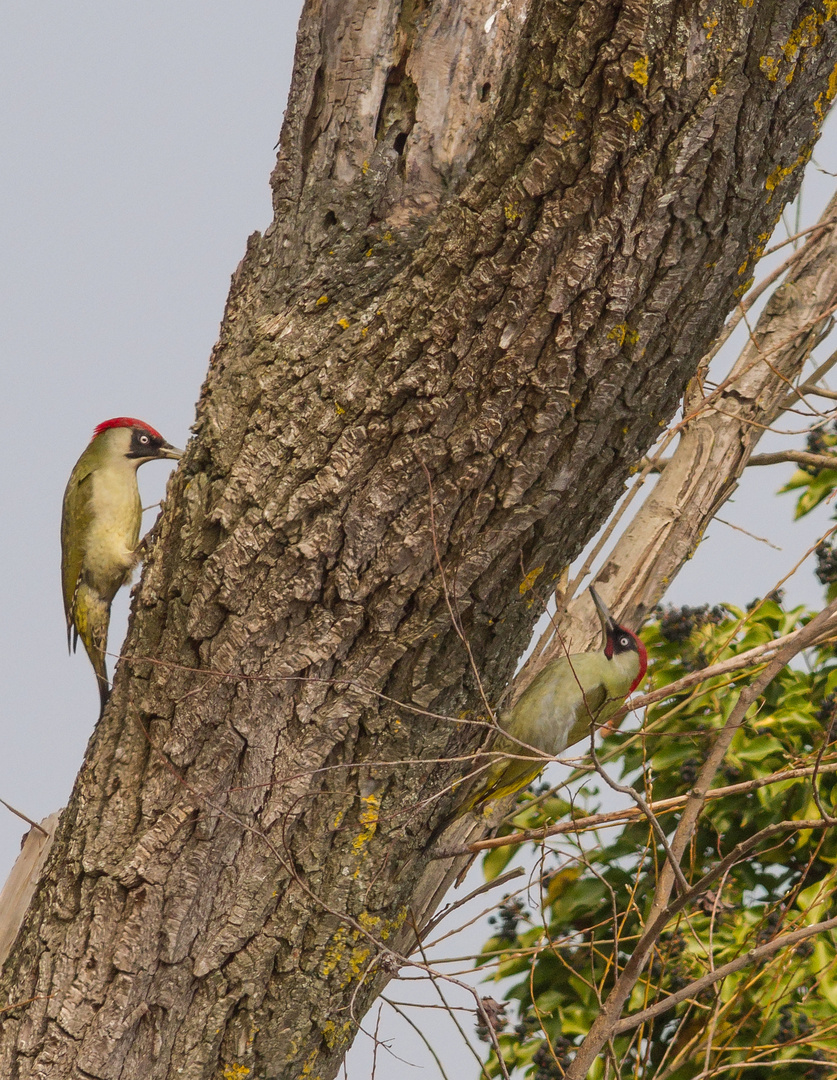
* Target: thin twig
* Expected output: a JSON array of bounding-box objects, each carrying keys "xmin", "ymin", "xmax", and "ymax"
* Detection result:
[
  {"xmin": 701, "ymin": 241, "xmax": 823, "ymax": 367},
  {"xmin": 370, "ymin": 1003, "xmax": 383, "ymax": 1080},
  {"xmin": 0, "ymin": 996, "xmax": 53, "ymax": 1016},
  {"xmin": 419, "ymin": 866, "xmax": 525, "ymax": 940},
  {"xmin": 564, "ymin": 599, "xmax": 837, "ymax": 1078},
  {"xmin": 747, "ymin": 449, "xmax": 837, "ymax": 469},
  {"xmin": 632, "ymin": 620, "xmax": 837, "ymax": 715},
  {"xmin": 462, "ymin": 759, "xmax": 837, "ymax": 853},
  {"xmin": 0, "ymin": 800, "xmax": 49, "ymax": 838},
  {"xmin": 648, "ymin": 448, "xmax": 837, "ymax": 474},
  {"xmin": 565, "ymin": 427, "xmax": 680, "ymax": 602},
  {"xmin": 682, "ymin": 300, "xmax": 837, "ymax": 431},
  {"xmin": 763, "ymin": 215, "xmax": 837, "ymax": 257},
  {"xmin": 810, "ymin": 711, "xmax": 837, "ymax": 825},
  {"xmin": 588, "ymin": 742, "xmax": 690, "ymax": 895},
  {"xmin": 381, "ymin": 998, "xmax": 453, "ymax": 1080},
  {"xmin": 611, "ymin": 912, "xmax": 837, "ymax": 1036},
  {"xmin": 419, "ymin": 459, "xmax": 496, "ymax": 726},
  {"xmin": 409, "ymin": 918, "xmax": 503, "ymax": 1080},
  {"xmin": 781, "ymin": 343, "xmax": 837, "ymax": 410},
  {"xmin": 713, "ymin": 517, "xmax": 782, "ymax": 549},
  {"xmin": 689, "ymin": 1058, "xmax": 837, "ymax": 1079}
]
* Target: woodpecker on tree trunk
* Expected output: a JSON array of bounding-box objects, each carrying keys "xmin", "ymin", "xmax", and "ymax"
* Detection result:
[
  {"xmin": 461, "ymin": 586, "xmax": 647, "ymax": 811},
  {"xmin": 61, "ymin": 417, "xmax": 182, "ymax": 715}
]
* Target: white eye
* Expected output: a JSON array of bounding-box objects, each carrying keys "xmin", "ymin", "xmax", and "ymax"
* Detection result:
[
  {"xmin": 620, "ymin": 636, "xmax": 630, "ymax": 647},
  {"xmin": 140, "ymin": 434, "xmax": 149, "ymax": 444}
]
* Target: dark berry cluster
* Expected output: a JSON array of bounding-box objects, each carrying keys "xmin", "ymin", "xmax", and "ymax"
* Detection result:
[
  {"xmin": 755, "ymin": 906, "xmax": 783, "ymax": 945},
  {"xmin": 816, "ymin": 542, "xmax": 837, "ymax": 586},
  {"xmin": 775, "ymin": 1004, "xmax": 814, "ymax": 1044},
  {"xmin": 722, "ymin": 762, "xmax": 743, "ymax": 784},
  {"xmin": 682, "ymin": 649, "xmax": 709, "ymax": 673},
  {"xmin": 815, "ymin": 692, "xmax": 837, "ymax": 726},
  {"xmin": 794, "ymin": 937, "xmax": 815, "ymax": 959},
  {"xmin": 798, "ymin": 419, "xmax": 837, "ymax": 479},
  {"xmin": 532, "ymin": 1036, "xmax": 572, "ymax": 1080},
  {"xmin": 514, "ymin": 1016, "xmax": 541, "ymax": 1039},
  {"xmin": 656, "ymin": 604, "xmax": 725, "ymax": 644},
  {"xmin": 804, "ymin": 1050, "xmax": 829, "ymax": 1078},
  {"xmin": 487, "ymin": 896, "xmax": 527, "ymax": 944},
  {"xmin": 648, "ymin": 935, "xmax": 689, "ymax": 991},
  {"xmin": 804, "ymin": 428, "xmax": 831, "ymax": 474}
]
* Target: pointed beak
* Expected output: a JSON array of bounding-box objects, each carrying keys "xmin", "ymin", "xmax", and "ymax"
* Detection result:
[
  {"xmin": 590, "ymin": 585, "xmax": 618, "ymax": 637},
  {"xmin": 160, "ymin": 442, "xmax": 183, "ymax": 461}
]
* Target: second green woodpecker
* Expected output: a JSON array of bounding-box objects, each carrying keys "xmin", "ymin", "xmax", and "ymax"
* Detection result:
[
  {"xmin": 462, "ymin": 586, "xmax": 647, "ymax": 810},
  {"xmin": 61, "ymin": 417, "xmax": 182, "ymax": 715}
]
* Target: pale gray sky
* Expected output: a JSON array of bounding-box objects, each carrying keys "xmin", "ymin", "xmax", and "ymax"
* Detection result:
[
  {"xmin": 0, "ymin": 3, "xmax": 296, "ymax": 856},
  {"xmin": 2, "ymin": 6, "xmax": 836, "ymax": 1078}
]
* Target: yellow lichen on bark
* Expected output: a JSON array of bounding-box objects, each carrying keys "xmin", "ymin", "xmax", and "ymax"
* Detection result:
[
  {"xmin": 351, "ymin": 794, "xmax": 380, "ymax": 856},
  {"xmin": 765, "ymin": 144, "xmax": 813, "ymax": 196},
  {"xmin": 519, "ymin": 565, "xmax": 544, "ymax": 594},
  {"xmin": 629, "ymin": 56, "xmax": 649, "ymax": 86},
  {"xmin": 814, "ymin": 61, "xmax": 837, "ymax": 122},
  {"xmin": 608, "ymin": 323, "xmax": 640, "ymax": 347},
  {"xmin": 222, "ymin": 1066, "xmax": 251, "ymax": 1080}
]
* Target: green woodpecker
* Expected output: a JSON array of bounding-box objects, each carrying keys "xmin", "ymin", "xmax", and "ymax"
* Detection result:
[
  {"xmin": 61, "ymin": 417, "xmax": 182, "ymax": 715},
  {"xmin": 462, "ymin": 587, "xmax": 647, "ymax": 810}
]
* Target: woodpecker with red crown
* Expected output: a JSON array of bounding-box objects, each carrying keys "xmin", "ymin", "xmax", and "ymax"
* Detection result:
[
  {"xmin": 462, "ymin": 586, "xmax": 647, "ymax": 810},
  {"xmin": 61, "ymin": 418, "xmax": 182, "ymax": 715}
]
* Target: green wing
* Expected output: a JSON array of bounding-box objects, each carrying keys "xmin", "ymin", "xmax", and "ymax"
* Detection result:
[
  {"xmin": 460, "ymin": 746, "xmax": 543, "ymax": 811},
  {"xmin": 462, "ymin": 680, "xmax": 608, "ymax": 811},
  {"xmin": 563, "ymin": 680, "xmax": 608, "ymax": 748},
  {"xmin": 457, "ymin": 654, "xmax": 635, "ymax": 814},
  {"xmin": 61, "ymin": 459, "xmax": 95, "ymax": 651}
]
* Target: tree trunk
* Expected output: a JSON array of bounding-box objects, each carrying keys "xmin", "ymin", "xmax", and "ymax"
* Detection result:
[{"xmin": 3, "ymin": 2, "xmax": 837, "ymax": 1078}]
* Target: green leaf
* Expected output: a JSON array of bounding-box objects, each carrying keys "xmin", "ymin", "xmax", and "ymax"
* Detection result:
[
  {"xmin": 545, "ymin": 866, "xmax": 583, "ymax": 907},
  {"xmin": 785, "ymin": 467, "xmax": 837, "ymax": 518},
  {"xmin": 476, "ymin": 584, "xmax": 837, "ymax": 1078},
  {"xmin": 482, "ymin": 843, "xmax": 518, "ymax": 882},
  {"xmin": 734, "ymin": 734, "xmax": 785, "ymax": 762}
]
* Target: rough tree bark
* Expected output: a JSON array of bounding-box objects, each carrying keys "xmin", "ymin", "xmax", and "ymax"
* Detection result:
[
  {"xmin": 3, "ymin": 2, "xmax": 837, "ymax": 1079},
  {"xmin": 546, "ymin": 189, "xmax": 837, "ymax": 663}
]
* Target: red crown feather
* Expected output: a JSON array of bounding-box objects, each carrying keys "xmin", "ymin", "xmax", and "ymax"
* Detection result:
[{"xmin": 92, "ymin": 417, "xmax": 163, "ymax": 441}]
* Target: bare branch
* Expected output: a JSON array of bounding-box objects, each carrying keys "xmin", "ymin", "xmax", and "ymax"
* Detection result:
[
  {"xmin": 789, "ymin": 382, "xmax": 837, "ymax": 401},
  {"xmin": 763, "ymin": 215, "xmax": 837, "ymax": 257},
  {"xmin": 651, "ymin": 449, "xmax": 837, "ymax": 471},
  {"xmin": 781, "ymin": 343, "xmax": 837, "ymax": 410},
  {"xmin": 462, "ymin": 761, "xmax": 837, "ymax": 854},
  {"xmin": 747, "ymin": 449, "xmax": 837, "ymax": 469},
  {"xmin": 380, "ymin": 998, "xmax": 454, "ymax": 1080},
  {"xmin": 564, "ymin": 598, "xmax": 837, "ymax": 1078},
  {"xmin": 0, "ymin": 799, "xmax": 48, "ymax": 838},
  {"xmin": 419, "ymin": 867, "xmax": 525, "ymax": 940},
  {"xmin": 714, "ymin": 516, "xmax": 782, "ymax": 549},
  {"xmin": 611, "ymin": 913, "xmax": 837, "ymax": 1037}
]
